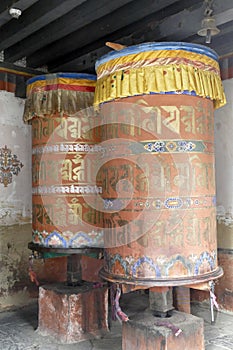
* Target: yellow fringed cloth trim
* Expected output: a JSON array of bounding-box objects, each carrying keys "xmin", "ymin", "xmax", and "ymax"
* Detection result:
[
  {"xmin": 94, "ymin": 50, "xmax": 226, "ymax": 109},
  {"xmin": 24, "ymin": 78, "xmax": 96, "ymax": 122}
]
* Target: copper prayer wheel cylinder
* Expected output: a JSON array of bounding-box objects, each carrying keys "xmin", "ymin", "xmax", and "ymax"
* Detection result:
[
  {"xmin": 94, "ymin": 42, "xmax": 226, "ymax": 286},
  {"xmin": 24, "ymin": 73, "xmax": 103, "ymax": 248}
]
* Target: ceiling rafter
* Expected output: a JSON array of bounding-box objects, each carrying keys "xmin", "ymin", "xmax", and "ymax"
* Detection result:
[
  {"xmin": 0, "ymin": 0, "xmax": 233, "ymax": 73},
  {"xmin": 27, "ymin": 0, "xmax": 182, "ymax": 68},
  {"xmin": 0, "ymin": 0, "xmax": 86, "ymax": 51},
  {"xmin": 50, "ymin": 0, "xmax": 233, "ymax": 72},
  {"xmin": 4, "ymin": 0, "xmax": 135, "ymax": 63},
  {"xmin": 49, "ymin": 0, "xmax": 204, "ymax": 72}
]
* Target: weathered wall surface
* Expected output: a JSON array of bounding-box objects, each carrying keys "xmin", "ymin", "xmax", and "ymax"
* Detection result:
[
  {"xmin": 0, "ymin": 224, "xmax": 32, "ymax": 308},
  {"xmin": 214, "ymin": 79, "xmax": 233, "ymax": 311},
  {"xmin": 0, "ymin": 91, "xmax": 32, "ymax": 222},
  {"xmin": 0, "ymin": 91, "xmax": 33, "ymax": 309},
  {"xmin": 215, "ymin": 79, "xmax": 233, "ymax": 229}
]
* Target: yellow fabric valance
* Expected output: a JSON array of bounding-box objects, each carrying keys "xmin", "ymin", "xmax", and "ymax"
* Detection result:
[
  {"xmin": 24, "ymin": 77, "xmax": 96, "ymax": 122},
  {"xmin": 24, "ymin": 90, "xmax": 95, "ymax": 122},
  {"xmin": 94, "ymin": 49, "xmax": 226, "ymax": 109}
]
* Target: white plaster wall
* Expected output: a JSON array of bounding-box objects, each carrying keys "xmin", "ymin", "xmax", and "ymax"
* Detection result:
[
  {"xmin": 0, "ymin": 91, "xmax": 32, "ymax": 225},
  {"xmin": 215, "ymin": 79, "xmax": 233, "ymax": 226}
]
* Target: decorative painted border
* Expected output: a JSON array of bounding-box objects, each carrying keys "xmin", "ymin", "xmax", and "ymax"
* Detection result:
[
  {"xmin": 102, "ymin": 195, "xmax": 216, "ymax": 211},
  {"xmin": 32, "ymin": 229, "xmax": 104, "ymax": 248},
  {"xmin": 32, "ymin": 143, "xmax": 104, "ymax": 155},
  {"xmin": 32, "ymin": 185, "xmax": 102, "ymax": 195},
  {"xmin": 132, "ymin": 256, "xmax": 161, "ymax": 277},
  {"xmin": 194, "ymin": 251, "xmax": 215, "ymax": 275},
  {"xmin": 104, "ymin": 250, "xmax": 217, "ymax": 278},
  {"xmin": 143, "ymin": 140, "xmax": 208, "ymax": 153}
]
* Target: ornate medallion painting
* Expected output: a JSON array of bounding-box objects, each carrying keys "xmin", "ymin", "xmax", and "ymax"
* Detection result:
[{"xmin": 0, "ymin": 145, "xmax": 23, "ymax": 187}]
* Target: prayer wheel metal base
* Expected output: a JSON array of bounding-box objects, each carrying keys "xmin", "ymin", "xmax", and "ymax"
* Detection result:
[
  {"xmin": 28, "ymin": 241, "xmax": 103, "ymax": 256},
  {"xmin": 28, "ymin": 242, "xmax": 104, "ymax": 286},
  {"xmin": 99, "ymin": 266, "xmax": 223, "ymax": 287}
]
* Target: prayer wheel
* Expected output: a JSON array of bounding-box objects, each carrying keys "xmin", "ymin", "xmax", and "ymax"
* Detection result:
[
  {"xmin": 24, "ymin": 73, "xmax": 103, "ymax": 248},
  {"xmin": 94, "ymin": 42, "xmax": 226, "ymax": 286}
]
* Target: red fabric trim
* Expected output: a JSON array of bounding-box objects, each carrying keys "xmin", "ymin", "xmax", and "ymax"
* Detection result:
[{"xmin": 32, "ymin": 84, "xmax": 95, "ymax": 93}]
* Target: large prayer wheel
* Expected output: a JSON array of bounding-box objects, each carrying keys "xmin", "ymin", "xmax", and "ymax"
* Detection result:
[
  {"xmin": 94, "ymin": 42, "xmax": 226, "ymax": 286},
  {"xmin": 24, "ymin": 73, "xmax": 103, "ymax": 248}
]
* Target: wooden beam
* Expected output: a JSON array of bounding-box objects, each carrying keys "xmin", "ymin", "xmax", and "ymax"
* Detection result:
[
  {"xmin": 25, "ymin": 0, "xmax": 180, "ymax": 68},
  {"xmin": 4, "ymin": 0, "xmax": 135, "ymax": 63},
  {"xmin": 208, "ymin": 30, "xmax": 233, "ymax": 57},
  {"xmin": 143, "ymin": 0, "xmax": 233, "ymax": 42},
  {"xmin": 50, "ymin": 0, "xmax": 233, "ymax": 72},
  {"xmin": 49, "ymin": 0, "xmax": 201, "ymax": 72},
  {"xmin": 216, "ymin": 8, "xmax": 233, "ymax": 26},
  {"xmin": 0, "ymin": 0, "xmax": 85, "ymax": 51}
]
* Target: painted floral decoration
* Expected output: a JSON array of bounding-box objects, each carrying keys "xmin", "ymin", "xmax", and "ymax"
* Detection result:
[{"xmin": 0, "ymin": 145, "xmax": 23, "ymax": 187}]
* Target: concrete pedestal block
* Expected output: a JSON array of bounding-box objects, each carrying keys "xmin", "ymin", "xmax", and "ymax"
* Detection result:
[
  {"xmin": 38, "ymin": 283, "xmax": 109, "ymax": 343},
  {"xmin": 149, "ymin": 287, "xmax": 174, "ymax": 316},
  {"xmin": 122, "ymin": 310, "xmax": 204, "ymax": 350}
]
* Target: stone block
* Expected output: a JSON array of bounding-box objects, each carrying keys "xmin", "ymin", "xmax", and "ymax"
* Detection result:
[
  {"xmin": 38, "ymin": 283, "xmax": 109, "ymax": 343},
  {"xmin": 149, "ymin": 287, "xmax": 174, "ymax": 316},
  {"xmin": 35, "ymin": 256, "xmax": 67, "ymax": 283},
  {"xmin": 81, "ymin": 255, "xmax": 105, "ymax": 283},
  {"xmin": 122, "ymin": 310, "xmax": 204, "ymax": 350}
]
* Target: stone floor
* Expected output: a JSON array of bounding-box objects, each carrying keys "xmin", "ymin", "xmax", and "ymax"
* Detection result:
[{"xmin": 0, "ymin": 292, "xmax": 233, "ymax": 350}]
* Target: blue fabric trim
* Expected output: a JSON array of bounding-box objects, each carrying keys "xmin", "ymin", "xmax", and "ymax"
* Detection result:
[
  {"xmin": 27, "ymin": 72, "xmax": 96, "ymax": 85},
  {"xmin": 149, "ymin": 90, "xmax": 198, "ymax": 96},
  {"xmin": 95, "ymin": 42, "xmax": 218, "ymax": 70}
]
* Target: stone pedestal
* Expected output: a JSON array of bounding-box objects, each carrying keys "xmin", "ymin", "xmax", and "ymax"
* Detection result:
[
  {"xmin": 122, "ymin": 310, "xmax": 204, "ymax": 350},
  {"xmin": 38, "ymin": 283, "xmax": 109, "ymax": 343},
  {"xmin": 149, "ymin": 287, "xmax": 174, "ymax": 317}
]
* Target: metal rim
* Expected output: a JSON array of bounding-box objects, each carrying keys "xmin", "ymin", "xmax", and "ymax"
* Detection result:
[
  {"xmin": 99, "ymin": 266, "xmax": 224, "ymax": 287},
  {"xmin": 28, "ymin": 242, "xmax": 103, "ymax": 255}
]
